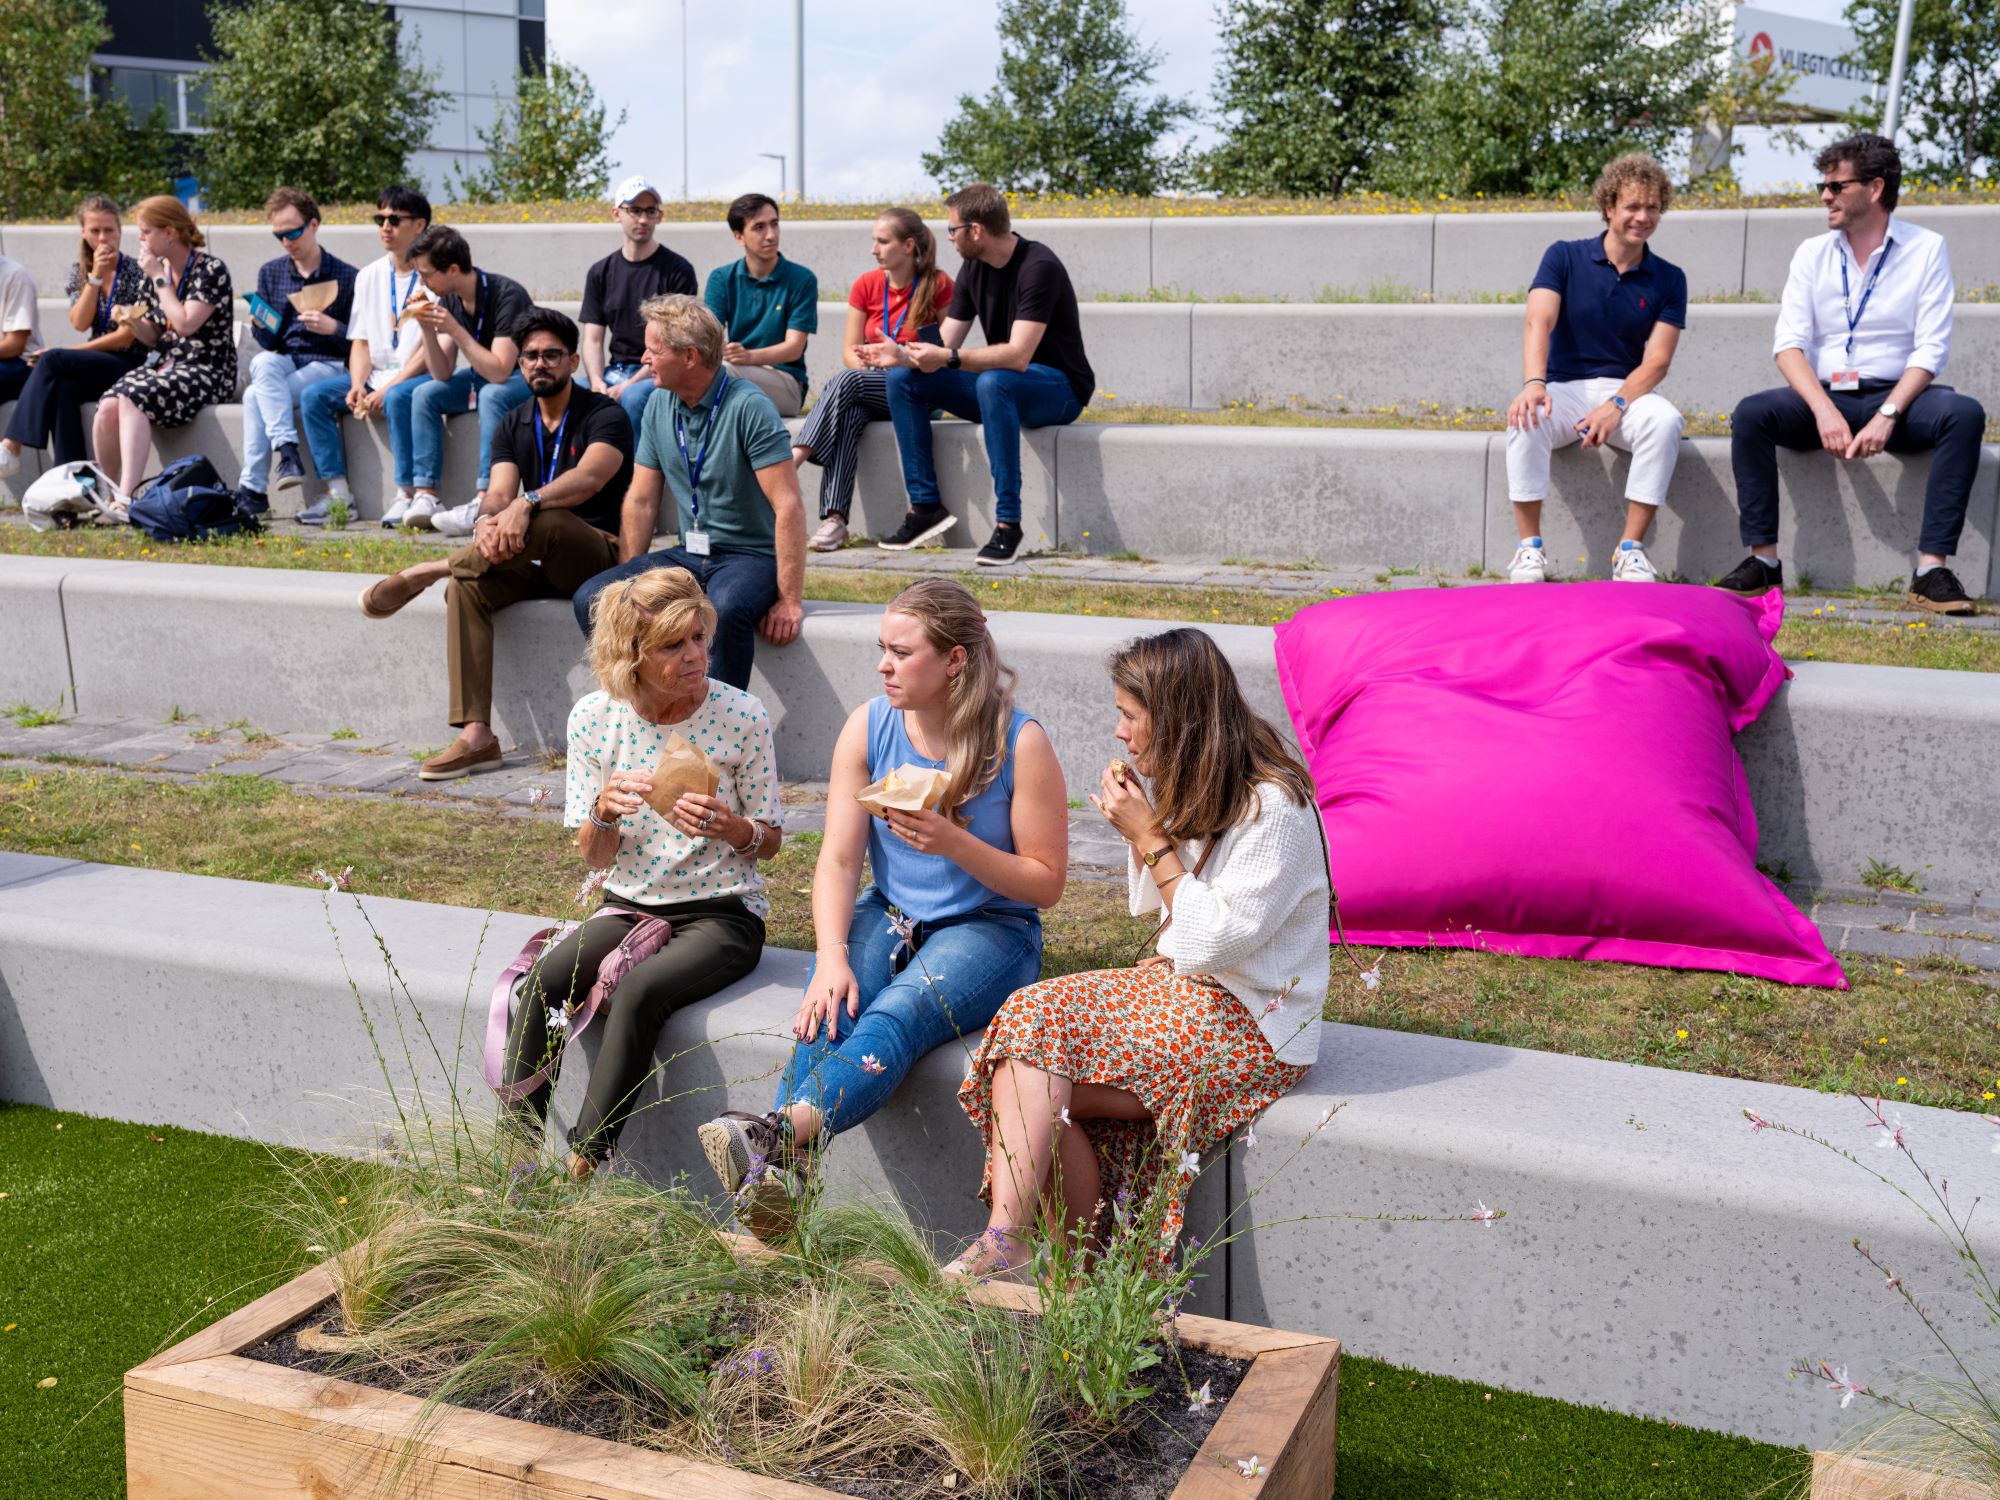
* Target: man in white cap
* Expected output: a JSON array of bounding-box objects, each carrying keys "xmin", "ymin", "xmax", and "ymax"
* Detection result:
[{"xmin": 582, "ymin": 176, "xmax": 696, "ymax": 433}]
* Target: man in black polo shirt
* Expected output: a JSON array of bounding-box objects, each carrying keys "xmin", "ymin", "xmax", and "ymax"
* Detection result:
[
  {"xmin": 1503, "ymin": 154, "xmax": 1688, "ymax": 583},
  {"xmin": 862, "ymin": 182, "xmax": 1093, "ymax": 566},
  {"xmin": 358, "ymin": 308, "xmax": 634, "ymax": 781},
  {"xmin": 581, "ymin": 174, "xmax": 696, "ymax": 434}
]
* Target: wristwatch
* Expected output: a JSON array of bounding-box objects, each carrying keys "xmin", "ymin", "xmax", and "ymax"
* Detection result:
[
  {"xmin": 1878, "ymin": 400, "xmax": 1903, "ymax": 423},
  {"xmin": 1141, "ymin": 844, "xmax": 1175, "ymax": 869},
  {"xmin": 86, "ymin": 275, "xmax": 107, "ymax": 290},
  {"xmin": 946, "ymin": 349, "xmax": 962, "ymax": 371},
  {"xmin": 1609, "ymin": 395, "xmax": 1629, "ymax": 412},
  {"xmin": 522, "ymin": 490, "xmax": 542, "ymax": 511}
]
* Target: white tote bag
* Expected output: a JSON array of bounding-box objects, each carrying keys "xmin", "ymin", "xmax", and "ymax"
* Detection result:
[{"xmin": 21, "ymin": 461, "xmax": 124, "ymax": 531}]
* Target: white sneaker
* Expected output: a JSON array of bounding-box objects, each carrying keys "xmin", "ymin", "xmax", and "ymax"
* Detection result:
[
  {"xmin": 809, "ymin": 514, "xmax": 848, "ymax": 552},
  {"xmin": 380, "ymin": 489, "xmax": 415, "ymax": 528},
  {"xmin": 1612, "ymin": 543, "xmax": 1659, "ymax": 582},
  {"xmin": 1507, "ymin": 541, "xmax": 1549, "ymax": 583},
  {"xmin": 0, "ymin": 445, "xmax": 19, "ymax": 480},
  {"xmin": 429, "ymin": 499, "xmax": 482, "ymax": 537},
  {"xmin": 401, "ymin": 491, "xmax": 442, "ymax": 529}
]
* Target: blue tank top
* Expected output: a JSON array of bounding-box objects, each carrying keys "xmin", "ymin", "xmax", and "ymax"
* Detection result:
[{"xmin": 865, "ymin": 696, "xmax": 1037, "ymax": 924}]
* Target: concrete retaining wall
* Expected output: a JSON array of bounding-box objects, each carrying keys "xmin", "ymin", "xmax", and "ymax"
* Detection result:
[{"xmin": 3, "ymin": 848, "xmax": 1995, "ymax": 1448}]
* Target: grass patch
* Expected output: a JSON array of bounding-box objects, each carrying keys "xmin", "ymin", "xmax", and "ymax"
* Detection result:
[
  {"xmin": 3, "ymin": 766, "xmax": 1994, "ymax": 1112},
  {"xmin": 6, "ymin": 698, "xmax": 67, "ymax": 729}
]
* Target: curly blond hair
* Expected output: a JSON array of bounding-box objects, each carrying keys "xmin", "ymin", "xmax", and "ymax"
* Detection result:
[
  {"xmin": 587, "ymin": 567, "xmax": 718, "ymax": 704},
  {"xmin": 1593, "ymin": 155, "xmax": 1673, "ymax": 222}
]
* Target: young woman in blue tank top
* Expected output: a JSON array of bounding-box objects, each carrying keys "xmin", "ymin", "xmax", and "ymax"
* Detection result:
[{"xmin": 697, "ymin": 578, "xmax": 1068, "ymax": 1235}]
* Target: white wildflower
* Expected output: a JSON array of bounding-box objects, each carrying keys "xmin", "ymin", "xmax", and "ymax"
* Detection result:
[
  {"xmin": 860, "ymin": 1054, "xmax": 886, "ymax": 1074},
  {"xmin": 1187, "ymin": 1380, "xmax": 1215, "ymax": 1415},
  {"xmin": 1236, "ymin": 1455, "xmax": 1265, "ymax": 1478},
  {"xmin": 1178, "ymin": 1149, "xmax": 1200, "ymax": 1178}
]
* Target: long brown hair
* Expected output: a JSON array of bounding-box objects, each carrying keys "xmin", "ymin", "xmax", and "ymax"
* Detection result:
[
  {"xmin": 1109, "ymin": 629, "xmax": 1314, "ymax": 843},
  {"xmin": 75, "ymin": 194, "xmax": 122, "ymax": 283},
  {"xmin": 879, "ymin": 207, "xmax": 945, "ymax": 329},
  {"xmin": 886, "ymin": 578, "xmax": 1015, "ymax": 823},
  {"xmin": 133, "ymin": 195, "xmax": 206, "ymax": 250}
]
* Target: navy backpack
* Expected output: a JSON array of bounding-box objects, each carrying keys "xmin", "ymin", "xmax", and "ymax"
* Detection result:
[{"xmin": 129, "ymin": 456, "xmax": 261, "ymax": 543}]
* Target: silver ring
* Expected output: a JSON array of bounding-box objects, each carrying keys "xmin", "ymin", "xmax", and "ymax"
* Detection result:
[{"xmin": 700, "ymin": 811, "xmax": 713, "ymax": 828}]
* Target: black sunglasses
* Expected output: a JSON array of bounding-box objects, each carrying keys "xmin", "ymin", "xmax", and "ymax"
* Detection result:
[
  {"xmin": 271, "ymin": 223, "xmax": 308, "ymax": 242},
  {"xmin": 372, "ymin": 213, "xmax": 410, "ymax": 228},
  {"xmin": 1816, "ymin": 178, "xmax": 1867, "ymax": 196}
]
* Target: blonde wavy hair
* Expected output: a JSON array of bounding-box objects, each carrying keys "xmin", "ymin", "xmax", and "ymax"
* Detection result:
[
  {"xmin": 885, "ymin": 579, "xmax": 1015, "ymax": 824},
  {"xmin": 133, "ymin": 194, "xmax": 206, "ymax": 249},
  {"xmin": 640, "ymin": 293, "xmax": 723, "ymax": 367},
  {"xmin": 587, "ymin": 568, "xmax": 718, "ymax": 704}
]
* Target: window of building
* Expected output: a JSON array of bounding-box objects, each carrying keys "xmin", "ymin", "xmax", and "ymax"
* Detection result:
[{"xmin": 101, "ymin": 63, "xmax": 210, "ymax": 133}]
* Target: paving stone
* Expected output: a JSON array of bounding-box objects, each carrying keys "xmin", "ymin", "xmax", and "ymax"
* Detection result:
[
  {"xmin": 209, "ymin": 754, "xmax": 311, "ymax": 778},
  {"xmin": 276, "ymin": 731, "xmax": 336, "ymax": 748},
  {"xmin": 316, "ymin": 760, "xmax": 418, "ymax": 791},
  {"xmin": 1911, "ymin": 912, "xmax": 2000, "ymax": 942},
  {"xmin": 1814, "ymin": 900, "xmax": 1908, "ymax": 930},
  {"xmin": 1839, "ymin": 925, "xmax": 1953, "ymax": 963},
  {"xmin": 151, "ymin": 750, "xmax": 233, "ymax": 774}
]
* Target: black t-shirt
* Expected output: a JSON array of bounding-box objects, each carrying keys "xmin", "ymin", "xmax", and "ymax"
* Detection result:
[
  {"xmin": 443, "ymin": 268, "xmax": 533, "ymax": 350},
  {"xmin": 495, "ymin": 386, "xmax": 635, "ymax": 534},
  {"xmin": 580, "ymin": 244, "xmax": 698, "ymax": 364},
  {"xmin": 947, "ymin": 236, "xmax": 1095, "ymax": 405}
]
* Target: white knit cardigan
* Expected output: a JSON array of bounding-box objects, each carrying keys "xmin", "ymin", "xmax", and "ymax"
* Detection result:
[{"xmin": 1128, "ymin": 780, "xmax": 1328, "ymax": 1067}]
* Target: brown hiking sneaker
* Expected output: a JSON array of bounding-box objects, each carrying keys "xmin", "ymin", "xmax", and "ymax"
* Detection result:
[
  {"xmin": 418, "ymin": 740, "xmax": 503, "ymax": 781},
  {"xmin": 698, "ymin": 1110, "xmax": 805, "ymax": 1240}
]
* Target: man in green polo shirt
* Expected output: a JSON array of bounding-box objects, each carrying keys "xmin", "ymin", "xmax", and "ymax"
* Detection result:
[
  {"xmin": 702, "ymin": 192, "xmax": 818, "ymax": 417},
  {"xmin": 572, "ymin": 295, "xmax": 806, "ymax": 690}
]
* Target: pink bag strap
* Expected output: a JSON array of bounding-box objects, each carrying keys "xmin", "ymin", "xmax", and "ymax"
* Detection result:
[{"xmin": 483, "ymin": 907, "xmax": 672, "ymax": 1101}]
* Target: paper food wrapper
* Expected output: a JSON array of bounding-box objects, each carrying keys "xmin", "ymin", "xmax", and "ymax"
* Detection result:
[
  {"xmin": 110, "ymin": 303, "xmax": 150, "ymax": 329},
  {"xmin": 288, "ymin": 280, "xmax": 339, "ymax": 314},
  {"xmin": 856, "ymin": 763, "xmax": 951, "ymax": 819},
  {"xmin": 641, "ymin": 732, "xmax": 720, "ymax": 819},
  {"xmin": 396, "ymin": 291, "xmax": 438, "ymax": 327}
]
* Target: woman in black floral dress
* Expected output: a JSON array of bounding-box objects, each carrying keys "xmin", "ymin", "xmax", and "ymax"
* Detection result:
[{"xmin": 91, "ymin": 195, "xmax": 237, "ymax": 498}]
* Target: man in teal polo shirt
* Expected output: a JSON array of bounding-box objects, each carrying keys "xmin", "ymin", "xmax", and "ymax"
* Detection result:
[
  {"xmin": 703, "ymin": 192, "xmax": 818, "ymax": 417},
  {"xmin": 573, "ymin": 295, "xmax": 806, "ymax": 689}
]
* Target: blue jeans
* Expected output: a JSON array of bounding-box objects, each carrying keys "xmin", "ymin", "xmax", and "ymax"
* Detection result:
[
  {"xmin": 383, "ymin": 366, "xmax": 532, "ymax": 491},
  {"xmin": 603, "ymin": 364, "xmax": 656, "ymax": 432},
  {"xmin": 572, "ymin": 546, "xmax": 779, "ymax": 691},
  {"xmin": 241, "ymin": 352, "xmax": 343, "ymax": 494},
  {"xmin": 884, "ymin": 364, "xmax": 1081, "ymax": 525},
  {"xmin": 297, "ymin": 371, "xmax": 355, "ymax": 480},
  {"xmin": 776, "ymin": 888, "xmax": 1042, "ymax": 1136}
]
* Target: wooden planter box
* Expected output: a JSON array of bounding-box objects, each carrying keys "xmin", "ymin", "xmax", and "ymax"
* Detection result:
[
  {"xmin": 1812, "ymin": 1452, "xmax": 1994, "ymax": 1500},
  {"xmin": 126, "ymin": 1251, "xmax": 1340, "ymax": 1499}
]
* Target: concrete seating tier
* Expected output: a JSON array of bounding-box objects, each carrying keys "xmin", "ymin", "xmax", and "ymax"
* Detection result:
[
  {"xmin": 8, "ymin": 205, "xmax": 2000, "ymax": 303},
  {"xmin": 4, "ymin": 849, "xmax": 1995, "ymax": 1449},
  {"xmin": 6, "ymin": 557, "xmax": 1998, "ymax": 899}
]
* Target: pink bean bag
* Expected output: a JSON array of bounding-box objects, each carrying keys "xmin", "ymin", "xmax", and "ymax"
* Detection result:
[{"xmin": 1274, "ymin": 583, "xmax": 1845, "ymax": 988}]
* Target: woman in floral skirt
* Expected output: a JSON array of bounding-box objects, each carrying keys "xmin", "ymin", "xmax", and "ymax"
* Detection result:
[{"xmin": 951, "ymin": 628, "xmax": 1329, "ymax": 1277}]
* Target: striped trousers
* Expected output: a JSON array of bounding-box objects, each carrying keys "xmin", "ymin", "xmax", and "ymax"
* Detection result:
[{"xmin": 795, "ymin": 367, "xmax": 890, "ymax": 519}]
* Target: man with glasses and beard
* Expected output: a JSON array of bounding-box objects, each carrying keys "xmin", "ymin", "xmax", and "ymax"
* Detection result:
[
  {"xmin": 1721, "ymin": 132, "xmax": 1985, "ymax": 614},
  {"xmin": 355, "ymin": 307, "xmax": 636, "ymax": 781}
]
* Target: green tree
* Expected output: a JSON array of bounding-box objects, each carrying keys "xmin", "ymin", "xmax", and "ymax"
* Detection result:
[
  {"xmin": 198, "ymin": 0, "xmax": 441, "ymax": 210},
  {"xmin": 1379, "ymin": 0, "xmax": 1726, "ymax": 197},
  {"xmin": 1843, "ymin": 0, "xmax": 2000, "ymax": 180},
  {"xmin": 1201, "ymin": 0, "xmax": 1445, "ymax": 197},
  {"xmin": 0, "ymin": 0, "xmax": 169, "ymax": 219},
  {"xmin": 455, "ymin": 54, "xmax": 625, "ymax": 204},
  {"xmin": 922, "ymin": 0, "xmax": 1197, "ymax": 196}
]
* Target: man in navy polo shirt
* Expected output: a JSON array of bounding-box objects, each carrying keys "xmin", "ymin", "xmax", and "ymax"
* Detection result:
[
  {"xmin": 703, "ymin": 193, "xmax": 817, "ymax": 417},
  {"xmin": 1503, "ymin": 154, "xmax": 1688, "ymax": 583}
]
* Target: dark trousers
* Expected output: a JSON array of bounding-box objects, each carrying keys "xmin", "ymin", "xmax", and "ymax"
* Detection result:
[
  {"xmin": 0, "ymin": 358, "xmax": 27, "ymax": 406},
  {"xmin": 3, "ymin": 349, "xmax": 142, "ymax": 464},
  {"xmin": 571, "ymin": 546, "xmax": 780, "ymax": 691},
  {"xmin": 503, "ymin": 894, "xmax": 765, "ymax": 1160},
  {"xmin": 1730, "ymin": 380, "xmax": 1988, "ymax": 557}
]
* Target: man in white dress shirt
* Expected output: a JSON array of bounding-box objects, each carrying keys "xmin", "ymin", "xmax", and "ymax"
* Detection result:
[{"xmin": 1720, "ymin": 133, "xmax": 1983, "ymax": 614}]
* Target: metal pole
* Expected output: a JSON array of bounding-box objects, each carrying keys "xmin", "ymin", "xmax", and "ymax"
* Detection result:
[
  {"xmin": 681, "ymin": 0, "xmax": 690, "ymax": 199},
  {"xmin": 1883, "ymin": 0, "xmax": 1917, "ymax": 139},
  {"xmin": 792, "ymin": 0, "xmax": 805, "ymax": 200},
  {"xmin": 759, "ymin": 153, "xmax": 787, "ymax": 199}
]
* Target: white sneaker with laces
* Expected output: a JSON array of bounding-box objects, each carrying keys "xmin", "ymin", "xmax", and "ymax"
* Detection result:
[
  {"xmin": 429, "ymin": 499, "xmax": 482, "ymax": 537},
  {"xmin": 379, "ymin": 489, "xmax": 415, "ymax": 528},
  {"xmin": 1507, "ymin": 540, "xmax": 1549, "ymax": 583},
  {"xmin": 401, "ymin": 491, "xmax": 442, "ymax": 529},
  {"xmin": 809, "ymin": 514, "xmax": 849, "ymax": 552},
  {"xmin": 1612, "ymin": 543, "xmax": 1659, "ymax": 582}
]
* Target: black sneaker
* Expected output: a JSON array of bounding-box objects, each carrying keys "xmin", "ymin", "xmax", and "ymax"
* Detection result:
[
  {"xmin": 1907, "ymin": 565, "xmax": 1976, "ymax": 615},
  {"xmin": 1715, "ymin": 555, "xmax": 1781, "ymax": 594},
  {"xmin": 233, "ymin": 487, "xmax": 270, "ymax": 517},
  {"xmin": 273, "ymin": 443, "xmax": 307, "ymax": 493},
  {"xmin": 975, "ymin": 522, "xmax": 1025, "ymax": 567},
  {"xmin": 876, "ymin": 505, "xmax": 956, "ymax": 551}
]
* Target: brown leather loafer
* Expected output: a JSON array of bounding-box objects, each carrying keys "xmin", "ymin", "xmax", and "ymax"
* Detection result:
[
  {"xmin": 418, "ymin": 741, "xmax": 503, "ymax": 781},
  {"xmin": 359, "ymin": 573, "xmax": 429, "ymax": 620}
]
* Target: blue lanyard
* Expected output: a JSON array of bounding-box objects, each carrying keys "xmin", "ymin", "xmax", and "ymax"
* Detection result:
[
  {"xmin": 882, "ymin": 272, "xmax": 913, "ymax": 341},
  {"xmin": 92, "ymin": 255, "xmax": 129, "ymax": 337},
  {"xmin": 673, "ymin": 373, "xmax": 730, "ymax": 522},
  {"xmin": 464, "ymin": 269, "xmax": 489, "ymax": 345},
  {"xmin": 389, "ymin": 266, "xmax": 418, "ymax": 327},
  {"xmin": 1839, "ymin": 238, "xmax": 1893, "ymax": 360},
  {"xmin": 533, "ymin": 406, "xmax": 571, "ymax": 488}
]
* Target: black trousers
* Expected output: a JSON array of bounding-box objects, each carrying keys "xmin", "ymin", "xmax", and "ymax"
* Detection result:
[
  {"xmin": 1730, "ymin": 380, "xmax": 1988, "ymax": 557},
  {"xmin": 4, "ymin": 348, "xmax": 144, "ymax": 465},
  {"xmin": 503, "ymin": 893, "xmax": 765, "ymax": 1160}
]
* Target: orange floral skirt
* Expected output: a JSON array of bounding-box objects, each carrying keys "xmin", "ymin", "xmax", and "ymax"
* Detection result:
[{"xmin": 958, "ymin": 965, "xmax": 1309, "ymax": 1253}]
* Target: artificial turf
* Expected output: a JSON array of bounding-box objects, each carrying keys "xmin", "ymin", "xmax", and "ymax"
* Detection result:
[{"xmin": 0, "ymin": 1102, "xmax": 1807, "ymax": 1499}]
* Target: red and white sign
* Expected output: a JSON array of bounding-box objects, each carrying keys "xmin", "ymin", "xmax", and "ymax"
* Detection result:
[{"xmin": 1734, "ymin": 5, "xmax": 1874, "ymax": 116}]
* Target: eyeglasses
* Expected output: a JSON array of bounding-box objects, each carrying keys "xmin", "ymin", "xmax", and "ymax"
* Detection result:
[
  {"xmin": 1816, "ymin": 178, "xmax": 1867, "ymax": 196},
  {"xmin": 271, "ymin": 223, "xmax": 309, "ymax": 242},
  {"xmin": 621, "ymin": 204, "xmax": 664, "ymax": 218},
  {"xmin": 944, "ymin": 223, "xmax": 970, "ymax": 238},
  {"xmin": 371, "ymin": 213, "xmax": 409, "ymax": 228},
  {"xmin": 518, "ymin": 347, "xmax": 569, "ymax": 364}
]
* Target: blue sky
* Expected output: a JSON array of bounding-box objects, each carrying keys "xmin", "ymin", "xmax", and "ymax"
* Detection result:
[{"xmin": 548, "ymin": 0, "xmax": 1859, "ymax": 202}]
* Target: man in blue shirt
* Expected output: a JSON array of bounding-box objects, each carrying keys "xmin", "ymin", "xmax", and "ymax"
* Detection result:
[
  {"xmin": 239, "ymin": 186, "xmax": 356, "ymax": 513},
  {"xmin": 573, "ymin": 295, "xmax": 806, "ymax": 690},
  {"xmin": 702, "ymin": 193, "xmax": 818, "ymax": 418},
  {"xmin": 1503, "ymin": 155, "xmax": 1688, "ymax": 583}
]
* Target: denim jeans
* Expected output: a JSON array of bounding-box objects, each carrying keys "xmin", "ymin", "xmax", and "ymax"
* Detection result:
[
  {"xmin": 383, "ymin": 366, "xmax": 532, "ymax": 491},
  {"xmin": 603, "ymin": 364, "xmax": 656, "ymax": 432},
  {"xmin": 884, "ymin": 364, "xmax": 1081, "ymax": 525},
  {"xmin": 240, "ymin": 352, "xmax": 344, "ymax": 494},
  {"xmin": 572, "ymin": 545, "xmax": 779, "ymax": 691},
  {"xmin": 775, "ymin": 887, "xmax": 1042, "ymax": 1137},
  {"xmin": 297, "ymin": 371, "xmax": 356, "ymax": 480}
]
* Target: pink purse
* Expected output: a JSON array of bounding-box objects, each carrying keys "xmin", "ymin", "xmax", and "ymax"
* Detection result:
[{"xmin": 482, "ymin": 907, "xmax": 672, "ymax": 1101}]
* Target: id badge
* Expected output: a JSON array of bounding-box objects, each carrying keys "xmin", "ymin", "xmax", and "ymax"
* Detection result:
[
  {"xmin": 1830, "ymin": 370, "xmax": 1861, "ymax": 392},
  {"xmin": 685, "ymin": 528, "xmax": 712, "ymax": 557}
]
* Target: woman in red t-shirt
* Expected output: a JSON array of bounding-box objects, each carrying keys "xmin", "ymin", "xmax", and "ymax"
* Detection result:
[{"xmin": 796, "ymin": 207, "xmax": 953, "ymax": 551}]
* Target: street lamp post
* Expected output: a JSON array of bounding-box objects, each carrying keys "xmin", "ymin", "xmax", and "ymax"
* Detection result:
[
  {"xmin": 758, "ymin": 153, "xmax": 787, "ymax": 201},
  {"xmin": 792, "ymin": 0, "xmax": 805, "ymax": 200},
  {"xmin": 1883, "ymin": 0, "xmax": 1916, "ymax": 139}
]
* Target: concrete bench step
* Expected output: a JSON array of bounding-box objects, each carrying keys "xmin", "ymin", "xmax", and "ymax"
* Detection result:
[
  {"xmin": 3, "ymin": 849, "xmax": 1993, "ymax": 1449},
  {"xmin": 5, "ymin": 556, "xmax": 1996, "ymax": 898}
]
